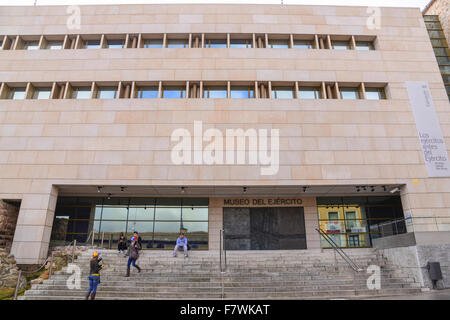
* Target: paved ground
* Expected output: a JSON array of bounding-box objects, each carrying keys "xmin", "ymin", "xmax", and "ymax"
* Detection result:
[{"xmin": 364, "ymin": 288, "xmax": 450, "ymax": 300}]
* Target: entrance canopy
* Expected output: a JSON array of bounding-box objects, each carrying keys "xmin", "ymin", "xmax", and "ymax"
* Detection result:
[{"xmin": 57, "ymin": 184, "xmax": 403, "ymax": 198}]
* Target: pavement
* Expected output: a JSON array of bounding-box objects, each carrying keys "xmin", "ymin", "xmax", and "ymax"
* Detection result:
[{"xmin": 364, "ymin": 288, "xmax": 450, "ymax": 300}]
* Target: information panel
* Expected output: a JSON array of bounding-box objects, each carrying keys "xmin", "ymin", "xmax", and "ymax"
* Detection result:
[{"xmin": 406, "ymin": 82, "xmax": 450, "ymax": 177}]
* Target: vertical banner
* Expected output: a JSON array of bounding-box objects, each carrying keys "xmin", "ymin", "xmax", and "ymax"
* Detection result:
[{"xmin": 406, "ymin": 82, "xmax": 450, "ymax": 177}]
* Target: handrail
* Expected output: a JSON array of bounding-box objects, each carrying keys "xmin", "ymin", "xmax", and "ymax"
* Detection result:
[
  {"xmin": 315, "ymin": 228, "xmax": 363, "ymax": 272},
  {"xmin": 219, "ymin": 229, "xmax": 227, "ymax": 300},
  {"xmin": 219, "ymin": 229, "xmax": 227, "ymax": 273}
]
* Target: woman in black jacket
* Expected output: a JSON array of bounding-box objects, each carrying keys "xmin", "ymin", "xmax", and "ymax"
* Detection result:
[
  {"xmin": 85, "ymin": 251, "xmax": 103, "ymax": 300},
  {"xmin": 118, "ymin": 232, "xmax": 127, "ymax": 254},
  {"xmin": 126, "ymin": 237, "xmax": 141, "ymax": 277}
]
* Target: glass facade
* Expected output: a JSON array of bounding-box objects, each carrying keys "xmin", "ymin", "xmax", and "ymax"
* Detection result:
[
  {"xmin": 137, "ymin": 86, "xmax": 159, "ymax": 98},
  {"xmin": 317, "ymin": 196, "xmax": 404, "ymax": 248},
  {"xmin": 143, "ymin": 39, "xmax": 163, "ymax": 48},
  {"xmin": 424, "ymin": 15, "xmax": 450, "ymax": 101},
  {"xmin": 299, "ymin": 87, "xmax": 321, "ymax": 99},
  {"xmin": 51, "ymin": 197, "xmax": 209, "ymax": 250},
  {"xmin": 204, "ymin": 86, "xmax": 227, "ymax": 98},
  {"xmin": 32, "ymin": 87, "xmax": 52, "ymax": 99},
  {"xmin": 229, "ymin": 39, "xmax": 252, "ymax": 48},
  {"xmin": 71, "ymin": 87, "xmax": 91, "ymax": 99},
  {"xmin": 7, "ymin": 87, "xmax": 26, "ymax": 100},
  {"xmin": 205, "ymin": 39, "xmax": 227, "ymax": 48},
  {"xmin": 230, "ymin": 86, "xmax": 255, "ymax": 99},
  {"xmin": 293, "ymin": 40, "xmax": 314, "ymax": 49},
  {"xmin": 272, "ymin": 87, "xmax": 295, "ymax": 99},
  {"xmin": 96, "ymin": 86, "xmax": 118, "ymax": 99},
  {"xmin": 46, "ymin": 41, "xmax": 63, "ymax": 50}
]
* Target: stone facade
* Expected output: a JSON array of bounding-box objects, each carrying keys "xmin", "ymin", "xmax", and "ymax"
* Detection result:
[
  {"xmin": 424, "ymin": 0, "xmax": 450, "ymax": 45},
  {"xmin": 0, "ymin": 4, "xmax": 448, "ymax": 264}
]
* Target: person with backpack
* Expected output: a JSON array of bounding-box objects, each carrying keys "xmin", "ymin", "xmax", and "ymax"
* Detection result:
[
  {"xmin": 126, "ymin": 235, "xmax": 142, "ymax": 277},
  {"xmin": 85, "ymin": 251, "xmax": 103, "ymax": 300}
]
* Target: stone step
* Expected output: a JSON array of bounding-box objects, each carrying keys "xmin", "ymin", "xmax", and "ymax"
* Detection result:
[
  {"xmin": 41, "ymin": 278, "xmax": 417, "ymax": 288},
  {"xmin": 31, "ymin": 282, "xmax": 421, "ymax": 293},
  {"xmin": 22, "ymin": 287, "xmax": 422, "ymax": 299}
]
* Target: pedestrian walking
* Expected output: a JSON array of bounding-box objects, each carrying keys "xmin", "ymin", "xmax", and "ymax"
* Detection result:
[
  {"xmin": 85, "ymin": 251, "xmax": 103, "ymax": 300},
  {"xmin": 126, "ymin": 236, "xmax": 142, "ymax": 277}
]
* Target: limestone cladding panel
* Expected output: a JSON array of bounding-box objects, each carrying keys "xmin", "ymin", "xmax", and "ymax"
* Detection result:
[{"xmin": 0, "ymin": 4, "xmax": 448, "ymax": 249}]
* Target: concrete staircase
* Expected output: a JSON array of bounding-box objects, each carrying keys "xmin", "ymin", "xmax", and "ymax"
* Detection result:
[{"xmin": 20, "ymin": 248, "xmax": 423, "ymax": 300}]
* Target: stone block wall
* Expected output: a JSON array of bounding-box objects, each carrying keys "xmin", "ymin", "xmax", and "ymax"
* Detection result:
[{"xmin": 0, "ymin": 200, "xmax": 20, "ymax": 251}]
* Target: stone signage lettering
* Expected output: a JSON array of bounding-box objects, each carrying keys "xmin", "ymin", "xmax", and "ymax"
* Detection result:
[
  {"xmin": 223, "ymin": 198, "xmax": 303, "ymax": 206},
  {"xmin": 406, "ymin": 82, "xmax": 450, "ymax": 177}
]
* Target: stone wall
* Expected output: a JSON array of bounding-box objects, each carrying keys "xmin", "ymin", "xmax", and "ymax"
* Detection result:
[
  {"xmin": 0, "ymin": 248, "xmax": 26, "ymax": 289},
  {"xmin": 0, "ymin": 201, "xmax": 20, "ymax": 251},
  {"xmin": 380, "ymin": 243, "xmax": 450, "ymax": 289}
]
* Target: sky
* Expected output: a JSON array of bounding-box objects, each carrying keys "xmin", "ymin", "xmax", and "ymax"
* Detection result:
[{"xmin": 0, "ymin": 0, "xmax": 432, "ymax": 10}]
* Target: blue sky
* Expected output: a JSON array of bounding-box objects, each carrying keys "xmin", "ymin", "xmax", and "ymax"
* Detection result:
[{"xmin": 0, "ymin": 0, "xmax": 432, "ymax": 10}]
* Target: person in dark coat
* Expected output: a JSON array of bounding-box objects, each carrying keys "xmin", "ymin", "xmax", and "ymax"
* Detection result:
[
  {"xmin": 85, "ymin": 251, "xmax": 104, "ymax": 300},
  {"xmin": 126, "ymin": 236, "xmax": 142, "ymax": 277},
  {"xmin": 118, "ymin": 232, "xmax": 127, "ymax": 254}
]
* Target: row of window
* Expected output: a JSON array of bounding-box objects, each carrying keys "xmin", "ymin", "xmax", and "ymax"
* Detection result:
[
  {"xmin": 0, "ymin": 81, "xmax": 387, "ymax": 100},
  {"xmin": 423, "ymin": 15, "xmax": 450, "ymax": 101},
  {"xmin": 0, "ymin": 33, "xmax": 376, "ymax": 51}
]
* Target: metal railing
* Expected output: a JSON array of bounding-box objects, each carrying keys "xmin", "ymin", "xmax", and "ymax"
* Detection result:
[
  {"xmin": 316, "ymin": 228, "xmax": 363, "ymax": 272},
  {"xmin": 13, "ymin": 256, "xmax": 50, "ymax": 300},
  {"xmin": 219, "ymin": 229, "xmax": 227, "ymax": 273},
  {"xmin": 219, "ymin": 229, "xmax": 227, "ymax": 300},
  {"xmin": 372, "ymin": 216, "xmax": 450, "ymax": 239}
]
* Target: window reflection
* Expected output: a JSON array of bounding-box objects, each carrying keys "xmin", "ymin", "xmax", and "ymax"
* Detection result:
[{"xmin": 51, "ymin": 197, "xmax": 209, "ymax": 249}]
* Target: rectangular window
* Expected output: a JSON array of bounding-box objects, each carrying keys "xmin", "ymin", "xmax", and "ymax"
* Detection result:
[
  {"xmin": 96, "ymin": 86, "xmax": 118, "ymax": 99},
  {"xmin": 71, "ymin": 87, "xmax": 91, "ymax": 99},
  {"xmin": 299, "ymin": 87, "xmax": 322, "ymax": 99},
  {"xmin": 204, "ymin": 86, "xmax": 227, "ymax": 99},
  {"xmin": 442, "ymin": 75, "xmax": 450, "ymax": 84},
  {"xmin": 272, "ymin": 87, "xmax": 294, "ymax": 99},
  {"xmin": 340, "ymin": 87, "xmax": 361, "ymax": 99},
  {"xmin": 46, "ymin": 41, "xmax": 63, "ymax": 50},
  {"xmin": 268, "ymin": 39, "xmax": 289, "ymax": 48},
  {"xmin": 23, "ymin": 41, "xmax": 40, "ymax": 50},
  {"xmin": 7, "ymin": 87, "xmax": 26, "ymax": 100},
  {"xmin": 365, "ymin": 87, "xmax": 386, "ymax": 100},
  {"xmin": 0, "ymin": 40, "xmax": 3, "ymax": 49},
  {"xmin": 229, "ymin": 39, "xmax": 252, "ymax": 48},
  {"xmin": 32, "ymin": 87, "xmax": 52, "ymax": 99},
  {"xmin": 82, "ymin": 40, "xmax": 101, "ymax": 49},
  {"xmin": 106, "ymin": 39, "xmax": 124, "ymax": 49},
  {"xmin": 143, "ymin": 39, "xmax": 163, "ymax": 48},
  {"xmin": 167, "ymin": 39, "xmax": 188, "ymax": 48},
  {"xmin": 431, "ymin": 39, "xmax": 446, "ymax": 46},
  {"xmin": 137, "ymin": 86, "xmax": 159, "ymax": 99},
  {"xmin": 293, "ymin": 40, "xmax": 314, "ymax": 49},
  {"xmin": 428, "ymin": 30, "xmax": 443, "ymax": 38},
  {"xmin": 230, "ymin": 86, "xmax": 254, "ymax": 99},
  {"xmin": 332, "ymin": 40, "xmax": 351, "ymax": 50},
  {"xmin": 162, "ymin": 87, "xmax": 186, "ymax": 98},
  {"xmin": 205, "ymin": 39, "xmax": 227, "ymax": 48},
  {"xmin": 355, "ymin": 41, "xmax": 375, "ymax": 51}
]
